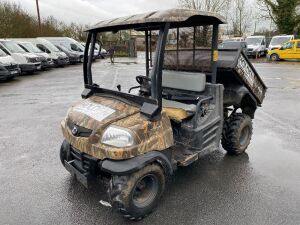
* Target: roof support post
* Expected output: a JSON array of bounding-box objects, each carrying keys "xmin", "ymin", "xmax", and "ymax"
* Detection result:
[
  {"xmin": 150, "ymin": 23, "xmax": 170, "ymax": 112},
  {"xmin": 176, "ymin": 27, "xmax": 179, "ymax": 70},
  {"xmin": 211, "ymin": 24, "xmax": 219, "ymax": 84},
  {"xmin": 145, "ymin": 30, "xmax": 150, "ymax": 77},
  {"xmin": 193, "ymin": 26, "xmax": 196, "ymax": 67},
  {"xmin": 83, "ymin": 32, "xmax": 92, "ymax": 85},
  {"xmin": 149, "ymin": 31, "xmax": 153, "ymax": 67},
  {"xmin": 86, "ymin": 32, "xmax": 96, "ymax": 86}
]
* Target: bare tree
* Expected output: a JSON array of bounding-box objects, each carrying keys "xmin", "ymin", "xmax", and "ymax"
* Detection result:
[
  {"xmin": 178, "ymin": 0, "xmax": 231, "ymax": 46},
  {"xmin": 229, "ymin": 0, "xmax": 252, "ymax": 36}
]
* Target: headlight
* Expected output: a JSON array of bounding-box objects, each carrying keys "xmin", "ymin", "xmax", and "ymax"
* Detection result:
[{"xmin": 101, "ymin": 126, "xmax": 135, "ymax": 147}]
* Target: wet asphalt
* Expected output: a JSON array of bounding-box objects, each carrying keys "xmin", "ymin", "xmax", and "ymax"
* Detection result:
[{"xmin": 0, "ymin": 58, "xmax": 300, "ymax": 225}]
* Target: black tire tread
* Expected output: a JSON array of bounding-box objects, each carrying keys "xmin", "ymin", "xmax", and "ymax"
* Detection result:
[
  {"xmin": 221, "ymin": 113, "xmax": 253, "ymax": 155},
  {"xmin": 108, "ymin": 164, "xmax": 165, "ymax": 221}
]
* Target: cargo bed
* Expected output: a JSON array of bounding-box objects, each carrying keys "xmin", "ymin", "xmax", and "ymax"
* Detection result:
[{"xmin": 163, "ymin": 48, "xmax": 267, "ymax": 105}]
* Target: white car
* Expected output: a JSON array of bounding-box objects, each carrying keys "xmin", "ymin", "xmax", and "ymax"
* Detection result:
[
  {"xmin": 268, "ymin": 35, "xmax": 294, "ymax": 51},
  {"xmin": 0, "ymin": 48, "xmax": 20, "ymax": 80},
  {"xmin": 0, "ymin": 39, "xmax": 41, "ymax": 73},
  {"xmin": 245, "ymin": 36, "xmax": 267, "ymax": 57}
]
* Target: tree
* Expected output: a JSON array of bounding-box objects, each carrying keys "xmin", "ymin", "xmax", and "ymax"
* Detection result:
[
  {"xmin": 258, "ymin": 0, "xmax": 300, "ymax": 34},
  {"xmin": 230, "ymin": 0, "xmax": 252, "ymax": 36},
  {"xmin": 178, "ymin": 0, "xmax": 231, "ymax": 46}
]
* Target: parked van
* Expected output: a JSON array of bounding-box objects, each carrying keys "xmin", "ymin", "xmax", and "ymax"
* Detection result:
[
  {"xmin": 245, "ymin": 36, "xmax": 267, "ymax": 57},
  {"xmin": 267, "ymin": 39, "xmax": 300, "ymax": 61},
  {"xmin": 0, "ymin": 39, "xmax": 41, "ymax": 73},
  {"xmin": 13, "ymin": 40, "xmax": 54, "ymax": 69},
  {"xmin": 268, "ymin": 35, "xmax": 294, "ymax": 51},
  {"xmin": 55, "ymin": 44, "xmax": 82, "ymax": 64},
  {"xmin": 26, "ymin": 38, "xmax": 69, "ymax": 67},
  {"xmin": 0, "ymin": 48, "xmax": 20, "ymax": 80}
]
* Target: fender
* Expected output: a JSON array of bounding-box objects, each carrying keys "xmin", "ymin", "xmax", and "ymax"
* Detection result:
[{"xmin": 100, "ymin": 150, "xmax": 173, "ymax": 176}]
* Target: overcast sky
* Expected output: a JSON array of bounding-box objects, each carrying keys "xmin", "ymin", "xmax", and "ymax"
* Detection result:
[{"xmin": 6, "ymin": 0, "xmax": 179, "ymax": 25}]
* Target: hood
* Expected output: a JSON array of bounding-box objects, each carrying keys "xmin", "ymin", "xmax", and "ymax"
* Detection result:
[
  {"xmin": 0, "ymin": 55, "xmax": 17, "ymax": 65},
  {"xmin": 67, "ymin": 96, "xmax": 140, "ymax": 132},
  {"xmin": 247, "ymin": 44, "xmax": 260, "ymax": 49},
  {"xmin": 35, "ymin": 52, "xmax": 49, "ymax": 58},
  {"xmin": 22, "ymin": 53, "xmax": 39, "ymax": 58},
  {"xmin": 56, "ymin": 51, "xmax": 67, "ymax": 58}
]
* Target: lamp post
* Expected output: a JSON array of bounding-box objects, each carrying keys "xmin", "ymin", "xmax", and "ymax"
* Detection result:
[{"xmin": 36, "ymin": 0, "xmax": 41, "ymax": 32}]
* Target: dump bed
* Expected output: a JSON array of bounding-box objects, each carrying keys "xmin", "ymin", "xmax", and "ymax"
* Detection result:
[
  {"xmin": 217, "ymin": 49, "xmax": 267, "ymax": 105},
  {"xmin": 163, "ymin": 49, "xmax": 267, "ymax": 105}
]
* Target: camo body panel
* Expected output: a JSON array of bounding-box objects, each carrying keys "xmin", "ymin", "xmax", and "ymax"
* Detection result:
[{"xmin": 61, "ymin": 95, "xmax": 174, "ymax": 160}]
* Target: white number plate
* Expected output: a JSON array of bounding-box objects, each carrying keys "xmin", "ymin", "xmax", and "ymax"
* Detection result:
[{"xmin": 73, "ymin": 100, "xmax": 115, "ymax": 122}]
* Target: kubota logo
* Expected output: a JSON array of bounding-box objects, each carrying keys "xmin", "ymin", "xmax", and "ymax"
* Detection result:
[{"xmin": 72, "ymin": 126, "xmax": 78, "ymax": 135}]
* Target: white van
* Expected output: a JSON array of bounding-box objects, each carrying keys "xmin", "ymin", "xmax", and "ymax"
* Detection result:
[
  {"xmin": 13, "ymin": 40, "xmax": 54, "ymax": 69},
  {"xmin": 0, "ymin": 39, "xmax": 41, "ymax": 73},
  {"xmin": 0, "ymin": 48, "xmax": 20, "ymax": 80},
  {"xmin": 245, "ymin": 36, "xmax": 267, "ymax": 57},
  {"xmin": 26, "ymin": 38, "xmax": 69, "ymax": 67},
  {"xmin": 268, "ymin": 35, "xmax": 295, "ymax": 51}
]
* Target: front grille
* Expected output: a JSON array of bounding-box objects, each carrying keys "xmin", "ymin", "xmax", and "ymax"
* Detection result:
[
  {"xmin": 67, "ymin": 119, "xmax": 93, "ymax": 137},
  {"xmin": 248, "ymin": 48, "xmax": 253, "ymax": 51},
  {"xmin": 4, "ymin": 64, "xmax": 18, "ymax": 71},
  {"xmin": 28, "ymin": 57, "xmax": 40, "ymax": 63},
  {"xmin": 70, "ymin": 147, "xmax": 99, "ymax": 175}
]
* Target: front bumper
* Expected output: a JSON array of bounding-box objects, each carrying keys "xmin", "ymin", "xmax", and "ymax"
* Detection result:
[
  {"xmin": 20, "ymin": 63, "xmax": 41, "ymax": 72},
  {"xmin": 53, "ymin": 57, "xmax": 69, "ymax": 66},
  {"xmin": 0, "ymin": 70, "xmax": 10, "ymax": 80},
  {"xmin": 61, "ymin": 141, "xmax": 173, "ymax": 188},
  {"xmin": 69, "ymin": 56, "xmax": 81, "ymax": 64}
]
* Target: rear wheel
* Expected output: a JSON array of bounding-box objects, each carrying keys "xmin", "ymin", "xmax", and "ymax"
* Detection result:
[
  {"xmin": 270, "ymin": 53, "xmax": 279, "ymax": 61},
  {"xmin": 222, "ymin": 113, "xmax": 253, "ymax": 155},
  {"xmin": 108, "ymin": 164, "xmax": 165, "ymax": 221}
]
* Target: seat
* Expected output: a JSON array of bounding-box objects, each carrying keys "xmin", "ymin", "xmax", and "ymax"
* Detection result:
[
  {"xmin": 161, "ymin": 70, "xmax": 206, "ymax": 122},
  {"xmin": 162, "ymin": 99, "xmax": 196, "ymax": 122}
]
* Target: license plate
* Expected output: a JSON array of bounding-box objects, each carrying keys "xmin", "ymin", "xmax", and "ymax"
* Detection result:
[{"xmin": 37, "ymin": 65, "xmax": 41, "ymax": 70}]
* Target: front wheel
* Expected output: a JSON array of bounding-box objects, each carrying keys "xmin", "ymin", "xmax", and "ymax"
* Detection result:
[
  {"xmin": 270, "ymin": 53, "xmax": 279, "ymax": 61},
  {"xmin": 221, "ymin": 113, "xmax": 253, "ymax": 155},
  {"xmin": 108, "ymin": 164, "xmax": 165, "ymax": 221}
]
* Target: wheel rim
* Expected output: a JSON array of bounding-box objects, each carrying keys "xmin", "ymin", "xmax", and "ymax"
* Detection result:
[
  {"xmin": 239, "ymin": 126, "xmax": 250, "ymax": 147},
  {"xmin": 271, "ymin": 54, "xmax": 277, "ymax": 61},
  {"xmin": 132, "ymin": 174, "xmax": 159, "ymax": 208}
]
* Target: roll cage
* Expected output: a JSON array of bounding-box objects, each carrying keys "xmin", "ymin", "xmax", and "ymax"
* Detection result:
[{"xmin": 82, "ymin": 9, "xmax": 226, "ymax": 119}]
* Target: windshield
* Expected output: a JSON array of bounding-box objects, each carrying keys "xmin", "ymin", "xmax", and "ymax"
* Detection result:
[
  {"xmin": 43, "ymin": 41, "xmax": 60, "ymax": 52},
  {"xmin": 1, "ymin": 41, "xmax": 26, "ymax": 53},
  {"xmin": 270, "ymin": 36, "xmax": 292, "ymax": 46},
  {"xmin": 0, "ymin": 48, "xmax": 7, "ymax": 57},
  {"xmin": 246, "ymin": 37, "xmax": 263, "ymax": 46},
  {"xmin": 21, "ymin": 42, "xmax": 43, "ymax": 53},
  {"xmin": 56, "ymin": 45, "xmax": 69, "ymax": 52}
]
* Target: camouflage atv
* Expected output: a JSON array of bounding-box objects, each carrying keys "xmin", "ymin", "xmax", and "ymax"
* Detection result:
[{"xmin": 60, "ymin": 9, "xmax": 267, "ymax": 221}]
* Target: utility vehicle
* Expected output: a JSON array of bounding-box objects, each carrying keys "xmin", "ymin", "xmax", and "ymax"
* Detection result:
[{"xmin": 60, "ymin": 9, "xmax": 267, "ymax": 220}]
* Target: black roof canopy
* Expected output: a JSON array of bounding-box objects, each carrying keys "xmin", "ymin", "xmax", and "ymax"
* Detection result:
[{"xmin": 86, "ymin": 8, "xmax": 226, "ymax": 32}]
